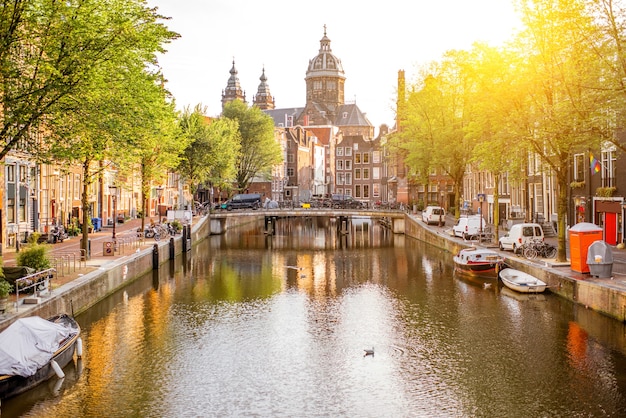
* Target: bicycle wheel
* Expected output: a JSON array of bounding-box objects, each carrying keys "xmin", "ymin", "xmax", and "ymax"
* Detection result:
[
  {"xmin": 546, "ymin": 246, "xmax": 557, "ymax": 259},
  {"xmin": 523, "ymin": 246, "xmax": 538, "ymax": 259},
  {"xmin": 154, "ymin": 232, "xmax": 161, "ymax": 242}
]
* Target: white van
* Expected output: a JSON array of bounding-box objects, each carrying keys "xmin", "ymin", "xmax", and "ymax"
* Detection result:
[
  {"xmin": 422, "ymin": 206, "xmax": 445, "ymax": 225},
  {"xmin": 498, "ymin": 223, "xmax": 544, "ymax": 253},
  {"xmin": 453, "ymin": 216, "xmax": 487, "ymax": 239}
]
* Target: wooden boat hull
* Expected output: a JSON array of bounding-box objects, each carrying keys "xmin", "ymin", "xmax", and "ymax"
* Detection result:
[
  {"xmin": 499, "ymin": 268, "xmax": 547, "ymax": 293},
  {"xmin": 453, "ymin": 247, "xmax": 503, "ymax": 278},
  {"xmin": 0, "ymin": 314, "xmax": 80, "ymax": 400}
]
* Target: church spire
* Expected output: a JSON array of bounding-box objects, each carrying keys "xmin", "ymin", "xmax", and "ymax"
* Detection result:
[
  {"xmin": 253, "ymin": 66, "xmax": 275, "ymax": 110},
  {"xmin": 221, "ymin": 59, "xmax": 246, "ymax": 109}
]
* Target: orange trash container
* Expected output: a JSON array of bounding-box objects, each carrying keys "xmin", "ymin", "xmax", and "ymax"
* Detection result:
[{"xmin": 569, "ymin": 222, "xmax": 603, "ymax": 273}]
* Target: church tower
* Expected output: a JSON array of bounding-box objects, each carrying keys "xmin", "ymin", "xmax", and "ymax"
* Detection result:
[
  {"xmin": 252, "ymin": 67, "xmax": 275, "ymax": 110},
  {"xmin": 297, "ymin": 26, "xmax": 346, "ymax": 125},
  {"xmin": 221, "ymin": 60, "xmax": 246, "ymax": 109}
]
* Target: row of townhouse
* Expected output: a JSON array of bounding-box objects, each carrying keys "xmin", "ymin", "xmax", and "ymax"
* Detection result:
[
  {"xmin": 458, "ymin": 142, "xmax": 624, "ymax": 244},
  {"xmin": 1, "ymin": 148, "xmax": 191, "ymax": 254}
]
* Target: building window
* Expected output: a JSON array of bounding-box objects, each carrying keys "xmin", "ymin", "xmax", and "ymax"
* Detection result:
[
  {"xmin": 6, "ymin": 165, "xmax": 15, "ymax": 182},
  {"xmin": 363, "ymin": 185, "xmax": 370, "ymax": 198},
  {"xmin": 344, "ymin": 189, "xmax": 352, "ymax": 197},
  {"xmin": 345, "ymin": 160, "xmax": 352, "ymax": 170},
  {"xmin": 373, "ymin": 183, "xmax": 380, "ymax": 198},
  {"xmin": 345, "ymin": 147, "xmax": 352, "ymax": 156},
  {"xmin": 337, "ymin": 160, "xmax": 344, "ymax": 170},
  {"xmin": 355, "ymin": 185, "xmax": 361, "ymax": 198},
  {"xmin": 573, "ymin": 153, "xmax": 585, "ymax": 182},
  {"xmin": 74, "ymin": 174, "xmax": 80, "ymax": 200},
  {"xmin": 601, "ymin": 148, "xmax": 617, "ymax": 187},
  {"xmin": 373, "ymin": 151, "xmax": 381, "ymax": 164},
  {"xmin": 19, "ymin": 165, "xmax": 27, "ymax": 183},
  {"xmin": 355, "ymin": 169, "xmax": 361, "ymax": 180},
  {"xmin": 288, "ymin": 153, "xmax": 294, "ymax": 163},
  {"xmin": 345, "ymin": 173, "xmax": 352, "ymax": 185},
  {"xmin": 373, "ymin": 167, "xmax": 380, "ymax": 180},
  {"xmin": 337, "ymin": 173, "xmax": 345, "ymax": 185},
  {"xmin": 363, "ymin": 153, "xmax": 370, "ymax": 164},
  {"xmin": 7, "ymin": 198, "xmax": 15, "ymax": 223},
  {"xmin": 19, "ymin": 197, "xmax": 26, "ymax": 222},
  {"xmin": 337, "ymin": 147, "xmax": 344, "ymax": 156},
  {"xmin": 355, "ymin": 153, "xmax": 361, "ymax": 164},
  {"xmin": 287, "ymin": 168, "xmax": 295, "ymax": 177},
  {"xmin": 363, "ymin": 168, "xmax": 370, "ymax": 180}
]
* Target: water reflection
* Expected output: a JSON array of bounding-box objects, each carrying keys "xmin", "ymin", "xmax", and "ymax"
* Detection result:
[{"xmin": 5, "ymin": 217, "xmax": 626, "ymax": 417}]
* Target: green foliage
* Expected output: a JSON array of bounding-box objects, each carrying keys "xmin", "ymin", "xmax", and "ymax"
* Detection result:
[
  {"xmin": 0, "ymin": 280, "xmax": 13, "ymax": 298},
  {"xmin": 0, "ymin": 0, "xmax": 179, "ymax": 160},
  {"xmin": 178, "ymin": 105, "xmax": 240, "ymax": 196},
  {"xmin": 27, "ymin": 232, "xmax": 41, "ymax": 244},
  {"xmin": 16, "ymin": 244, "xmax": 52, "ymax": 272},
  {"xmin": 222, "ymin": 100, "xmax": 283, "ymax": 192},
  {"xmin": 596, "ymin": 187, "xmax": 616, "ymax": 197},
  {"xmin": 171, "ymin": 219, "xmax": 182, "ymax": 232}
]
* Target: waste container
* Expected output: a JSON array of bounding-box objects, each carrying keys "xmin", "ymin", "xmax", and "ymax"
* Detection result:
[
  {"xmin": 91, "ymin": 217, "xmax": 101, "ymax": 232},
  {"xmin": 569, "ymin": 222, "xmax": 603, "ymax": 273},
  {"xmin": 586, "ymin": 240, "xmax": 613, "ymax": 278},
  {"xmin": 80, "ymin": 238, "xmax": 91, "ymax": 259}
]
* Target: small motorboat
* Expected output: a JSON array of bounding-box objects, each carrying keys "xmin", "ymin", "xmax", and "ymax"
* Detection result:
[
  {"xmin": 453, "ymin": 247, "xmax": 504, "ymax": 278},
  {"xmin": 0, "ymin": 314, "xmax": 81, "ymax": 400},
  {"xmin": 499, "ymin": 268, "xmax": 547, "ymax": 293}
]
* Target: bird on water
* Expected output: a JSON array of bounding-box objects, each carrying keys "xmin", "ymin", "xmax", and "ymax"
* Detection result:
[{"xmin": 364, "ymin": 347, "xmax": 374, "ymax": 357}]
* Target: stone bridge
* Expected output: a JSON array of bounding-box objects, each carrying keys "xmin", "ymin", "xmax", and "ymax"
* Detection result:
[{"xmin": 208, "ymin": 209, "xmax": 407, "ymax": 235}]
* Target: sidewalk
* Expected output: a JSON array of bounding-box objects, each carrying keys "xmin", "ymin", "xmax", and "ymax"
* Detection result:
[{"xmin": 1, "ymin": 218, "xmax": 155, "ymax": 287}]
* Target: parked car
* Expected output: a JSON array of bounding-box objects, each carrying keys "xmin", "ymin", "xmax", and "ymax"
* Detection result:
[
  {"xmin": 499, "ymin": 223, "xmax": 544, "ymax": 254},
  {"xmin": 222, "ymin": 193, "xmax": 262, "ymax": 211},
  {"xmin": 422, "ymin": 206, "xmax": 445, "ymax": 225},
  {"xmin": 331, "ymin": 194, "xmax": 365, "ymax": 209},
  {"xmin": 452, "ymin": 216, "xmax": 487, "ymax": 239}
]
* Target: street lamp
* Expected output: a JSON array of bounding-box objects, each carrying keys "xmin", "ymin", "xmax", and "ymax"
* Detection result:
[
  {"xmin": 109, "ymin": 185, "xmax": 118, "ymax": 241},
  {"xmin": 156, "ymin": 186, "xmax": 164, "ymax": 222},
  {"xmin": 439, "ymin": 190, "xmax": 445, "ymax": 227}
]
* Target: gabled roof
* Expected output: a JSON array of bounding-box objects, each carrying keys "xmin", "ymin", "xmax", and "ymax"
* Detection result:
[
  {"xmin": 334, "ymin": 103, "xmax": 372, "ymax": 127},
  {"xmin": 264, "ymin": 108, "xmax": 303, "ymax": 127}
]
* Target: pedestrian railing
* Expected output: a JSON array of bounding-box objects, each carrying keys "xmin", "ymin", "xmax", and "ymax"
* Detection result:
[{"xmin": 14, "ymin": 268, "xmax": 56, "ymax": 311}]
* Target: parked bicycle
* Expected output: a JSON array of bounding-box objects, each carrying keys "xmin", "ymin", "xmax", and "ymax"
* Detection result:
[{"xmin": 521, "ymin": 239, "xmax": 557, "ymax": 260}]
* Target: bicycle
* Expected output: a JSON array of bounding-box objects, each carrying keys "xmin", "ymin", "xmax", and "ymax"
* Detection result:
[{"xmin": 522, "ymin": 240, "xmax": 557, "ymax": 260}]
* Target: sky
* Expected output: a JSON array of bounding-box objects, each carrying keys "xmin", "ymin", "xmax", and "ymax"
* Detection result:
[{"xmin": 147, "ymin": 0, "xmax": 521, "ymax": 132}]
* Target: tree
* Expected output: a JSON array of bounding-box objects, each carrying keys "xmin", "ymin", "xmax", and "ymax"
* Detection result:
[
  {"xmin": 41, "ymin": 0, "xmax": 179, "ymax": 256},
  {"xmin": 399, "ymin": 51, "xmax": 478, "ymax": 219},
  {"xmin": 177, "ymin": 105, "xmax": 240, "ymax": 203},
  {"xmin": 0, "ymin": 0, "xmax": 177, "ymax": 160},
  {"xmin": 464, "ymin": 43, "xmax": 529, "ymax": 241},
  {"xmin": 513, "ymin": 0, "xmax": 606, "ymax": 261},
  {"xmin": 221, "ymin": 100, "xmax": 282, "ymax": 192}
]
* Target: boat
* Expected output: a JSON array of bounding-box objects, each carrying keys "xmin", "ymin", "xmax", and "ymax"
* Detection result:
[
  {"xmin": 0, "ymin": 314, "xmax": 81, "ymax": 400},
  {"xmin": 499, "ymin": 268, "xmax": 547, "ymax": 293},
  {"xmin": 453, "ymin": 247, "xmax": 504, "ymax": 277}
]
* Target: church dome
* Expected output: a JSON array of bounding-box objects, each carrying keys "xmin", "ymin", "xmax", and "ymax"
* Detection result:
[{"xmin": 306, "ymin": 26, "xmax": 345, "ymax": 79}]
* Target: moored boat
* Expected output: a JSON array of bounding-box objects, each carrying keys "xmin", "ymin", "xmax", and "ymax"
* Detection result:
[
  {"xmin": 0, "ymin": 314, "xmax": 81, "ymax": 400},
  {"xmin": 499, "ymin": 268, "xmax": 547, "ymax": 293},
  {"xmin": 453, "ymin": 247, "xmax": 504, "ymax": 278}
]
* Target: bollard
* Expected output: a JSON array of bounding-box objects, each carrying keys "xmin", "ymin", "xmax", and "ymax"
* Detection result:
[
  {"xmin": 182, "ymin": 227, "xmax": 187, "ymax": 252},
  {"xmin": 169, "ymin": 237, "xmax": 175, "ymax": 260},
  {"xmin": 186, "ymin": 225, "xmax": 192, "ymax": 252},
  {"xmin": 152, "ymin": 243, "xmax": 159, "ymax": 269}
]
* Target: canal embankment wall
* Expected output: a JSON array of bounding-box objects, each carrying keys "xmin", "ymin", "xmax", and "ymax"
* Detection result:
[
  {"xmin": 404, "ymin": 213, "xmax": 626, "ymax": 322},
  {"xmin": 2, "ymin": 212, "xmax": 624, "ymax": 330}
]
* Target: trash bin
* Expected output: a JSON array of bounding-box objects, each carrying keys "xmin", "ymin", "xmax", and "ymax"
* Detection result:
[
  {"xmin": 80, "ymin": 238, "xmax": 91, "ymax": 259},
  {"xmin": 569, "ymin": 222, "xmax": 603, "ymax": 273},
  {"xmin": 586, "ymin": 240, "xmax": 613, "ymax": 278},
  {"xmin": 91, "ymin": 217, "xmax": 101, "ymax": 232}
]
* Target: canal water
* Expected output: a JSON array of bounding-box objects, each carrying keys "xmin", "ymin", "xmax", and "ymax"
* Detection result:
[{"xmin": 4, "ymin": 217, "xmax": 626, "ymax": 417}]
